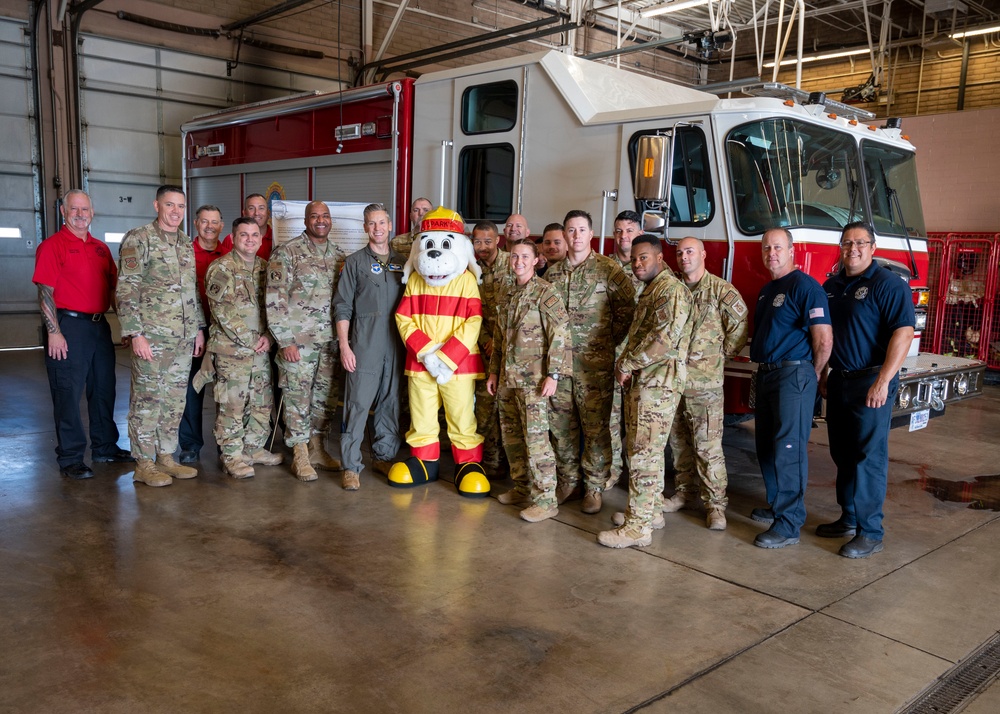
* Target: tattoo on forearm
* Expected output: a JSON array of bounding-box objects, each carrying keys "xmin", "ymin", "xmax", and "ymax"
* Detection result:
[{"xmin": 38, "ymin": 285, "xmax": 60, "ymax": 335}]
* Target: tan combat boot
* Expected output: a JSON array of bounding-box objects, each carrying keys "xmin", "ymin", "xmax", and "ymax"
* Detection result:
[
  {"xmin": 222, "ymin": 456, "xmax": 255, "ymax": 480},
  {"xmin": 497, "ymin": 488, "xmax": 530, "ymax": 506},
  {"xmin": 342, "ymin": 470, "xmax": 360, "ymax": 491},
  {"xmin": 556, "ymin": 483, "xmax": 582, "ymax": 504},
  {"xmin": 581, "ymin": 490, "xmax": 603, "ymax": 514},
  {"xmin": 133, "ymin": 459, "xmax": 172, "ymax": 488},
  {"xmin": 520, "ymin": 504, "xmax": 558, "ymax": 523},
  {"xmin": 157, "ymin": 453, "xmax": 197, "ymax": 479},
  {"xmin": 308, "ymin": 434, "xmax": 341, "ymax": 471},
  {"xmin": 661, "ymin": 492, "xmax": 692, "ymax": 513},
  {"xmin": 597, "ymin": 525, "xmax": 653, "ymax": 549},
  {"xmin": 613, "ymin": 511, "xmax": 665, "ymax": 529},
  {"xmin": 706, "ymin": 506, "xmax": 727, "ymax": 531},
  {"xmin": 291, "ymin": 443, "xmax": 318, "ymax": 482},
  {"xmin": 247, "ymin": 449, "xmax": 282, "ymax": 466}
]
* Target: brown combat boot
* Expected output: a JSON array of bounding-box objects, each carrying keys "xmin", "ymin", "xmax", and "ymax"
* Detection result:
[
  {"xmin": 247, "ymin": 449, "xmax": 282, "ymax": 466},
  {"xmin": 157, "ymin": 453, "xmax": 197, "ymax": 479},
  {"xmin": 222, "ymin": 456, "xmax": 255, "ymax": 480},
  {"xmin": 133, "ymin": 459, "xmax": 172, "ymax": 488},
  {"xmin": 308, "ymin": 434, "xmax": 341, "ymax": 471},
  {"xmin": 371, "ymin": 460, "xmax": 393, "ymax": 476},
  {"xmin": 291, "ymin": 443, "xmax": 318, "ymax": 481},
  {"xmin": 706, "ymin": 506, "xmax": 727, "ymax": 531},
  {"xmin": 342, "ymin": 470, "xmax": 360, "ymax": 491},
  {"xmin": 581, "ymin": 490, "xmax": 603, "ymax": 514}
]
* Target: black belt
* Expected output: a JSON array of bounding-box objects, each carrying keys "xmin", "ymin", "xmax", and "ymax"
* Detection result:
[
  {"xmin": 831, "ymin": 365, "xmax": 881, "ymax": 379},
  {"xmin": 757, "ymin": 360, "xmax": 804, "ymax": 373},
  {"xmin": 58, "ymin": 309, "xmax": 106, "ymax": 322}
]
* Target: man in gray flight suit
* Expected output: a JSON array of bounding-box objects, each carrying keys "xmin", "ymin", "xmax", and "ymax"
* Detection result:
[{"xmin": 334, "ymin": 203, "xmax": 407, "ymax": 490}]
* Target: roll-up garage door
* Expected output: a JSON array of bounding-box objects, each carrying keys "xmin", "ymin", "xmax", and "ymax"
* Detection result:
[
  {"xmin": 0, "ymin": 18, "xmax": 43, "ymax": 346},
  {"xmin": 78, "ymin": 34, "xmax": 342, "ymax": 248}
]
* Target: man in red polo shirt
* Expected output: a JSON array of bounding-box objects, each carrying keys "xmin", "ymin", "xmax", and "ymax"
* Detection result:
[
  {"xmin": 178, "ymin": 205, "xmax": 232, "ymax": 462},
  {"xmin": 33, "ymin": 190, "xmax": 134, "ymax": 479},
  {"xmin": 244, "ymin": 193, "xmax": 273, "ymax": 259}
]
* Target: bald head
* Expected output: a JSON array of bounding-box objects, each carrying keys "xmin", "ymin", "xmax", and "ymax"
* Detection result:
[
  {"xmin": 676, "ymin": 237, "xmax": 707, "ymax": 283},
  {"xmin": 504, "ymin": 214, "xmax": 529, "ymax": 242},
  {"xmin": 304, "ymin": 201, "xmax": 332, "ymax": 242}
]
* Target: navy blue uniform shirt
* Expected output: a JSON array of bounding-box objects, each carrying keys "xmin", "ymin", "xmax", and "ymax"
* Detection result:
[
  {"xmin": 824, "ymin": 262, "xmax": 915, "ymax": 372},
  {"xmin": 751, "ymin": 270, "xmax": 831, "ymax": 364}
]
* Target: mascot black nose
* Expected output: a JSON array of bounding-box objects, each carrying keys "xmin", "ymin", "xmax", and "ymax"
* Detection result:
[{"xmin": 427, "ymin": 249, "xmax": 441, "ymax": 259}]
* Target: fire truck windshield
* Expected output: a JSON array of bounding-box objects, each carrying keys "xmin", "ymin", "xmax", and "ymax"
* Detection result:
[
  {"xmin": 727, "ymin": 118, "xmax": 866, "ymax": 235},
  {"xmin": 861, "ymin": 140, "xmax": 926, "ymax": 237}
]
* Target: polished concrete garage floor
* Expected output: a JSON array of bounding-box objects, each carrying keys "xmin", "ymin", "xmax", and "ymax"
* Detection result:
[{"xmin": 1, "ymin": 347, "xmax": 999, "ymax": 713}]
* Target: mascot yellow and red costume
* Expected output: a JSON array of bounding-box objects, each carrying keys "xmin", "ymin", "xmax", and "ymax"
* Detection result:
[{"xmin": 388, "ymin": 207, "xmax": 491, "ymax": 497}]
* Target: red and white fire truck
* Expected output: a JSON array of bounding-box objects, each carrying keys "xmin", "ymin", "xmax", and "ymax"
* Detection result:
[{"xmin": 181, "ymin": 49, "xmax": 985, "ymax": 428}]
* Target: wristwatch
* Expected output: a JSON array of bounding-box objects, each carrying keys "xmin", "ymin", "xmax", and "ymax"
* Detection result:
[{"xmin": 548, "ymin": 372, "xmax": 560, "ymax": 381}]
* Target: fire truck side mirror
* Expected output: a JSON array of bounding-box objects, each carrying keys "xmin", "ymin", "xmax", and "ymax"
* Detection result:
[
  {"xmin": 634, "ymin": 135, "xmax": 671, "ymax": 201},
  {"xmin": 642, "ymin": 211, "xmax": 666, "ymax": 235}
]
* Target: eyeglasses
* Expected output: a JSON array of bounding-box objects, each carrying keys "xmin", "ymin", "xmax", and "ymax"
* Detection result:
[{"xmin": 840, "ymin": 240, "xmax": 872, "ymax": 249}]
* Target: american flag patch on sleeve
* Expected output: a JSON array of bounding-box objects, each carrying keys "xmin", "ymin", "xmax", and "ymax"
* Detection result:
[{"xmin": 809, "ymin": 308, "xmax": 824, "ymax": 318}]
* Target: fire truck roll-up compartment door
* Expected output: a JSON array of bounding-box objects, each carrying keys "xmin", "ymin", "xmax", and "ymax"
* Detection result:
[
  {"xmin": 0, "ymin": 17, "xmax": 43, "ymax": 347},
  {"xmin": 314, "ymin": 160, "xmax": 393, "ymax": 207}
]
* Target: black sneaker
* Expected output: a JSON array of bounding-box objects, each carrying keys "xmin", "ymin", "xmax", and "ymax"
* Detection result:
[
  {"xmin": 60, "ymin": 463, "xmax": 94, "ymax": 479},
  {"xmin": 93, "ymin": 447, "xmax": 135, "ymax": 463},
  {"xmin": 178, "ymin": 450, "xmax": 200, "ymax": 464}
]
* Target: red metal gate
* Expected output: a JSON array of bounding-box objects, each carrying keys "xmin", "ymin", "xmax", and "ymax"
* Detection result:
[{"xmin": 926, "ymin": 233, "xmax": 1000, "ymax": 367}]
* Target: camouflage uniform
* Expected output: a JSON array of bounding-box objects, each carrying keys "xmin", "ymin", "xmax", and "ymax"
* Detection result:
[
  {"xmin": 266, "ymin": 233, "xmax": 346, "ymax": 446},
  {"xmin": 668, "ymin": 272, "xmax": 748, "ymax": 508},
  {"xmin": 489, "ymin": 277, "xmax": 571, "ymax": 509},
  {"xmin": 542, "ymin": 252, "xmax": 635, "ymax": 493},
  {"xmin": 475, "ymin": 249, "xmax": 514, "ymax": 477},
  {"xmin": 117, "ymin": 222, "xmax": 204, "ymax": 461},
  {"xmin": 618, "ymin": 269, "xmax": 693, "ymax": 530},
  {"xmin": 609, "ymin": 254, "xmax": 643, "ymax": 488},
  {"xmin": 390, "ymin": 230, "xmax": 418, "ymax": 261},
  {"xmin": 203, "ymin": 252, "xmax": 273, "ymax": 460}
]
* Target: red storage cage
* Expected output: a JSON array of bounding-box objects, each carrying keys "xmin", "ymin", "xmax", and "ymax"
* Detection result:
[
  {"xmin": 935, "ymin": 234, "xmax": 997, "ymax": 362},
  {"xmin": 921, "ymin": 235, "xmax": 946, "ymax": 353}
]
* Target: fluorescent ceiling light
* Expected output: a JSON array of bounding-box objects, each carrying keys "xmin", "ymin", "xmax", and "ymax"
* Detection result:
[
  {"xmin": 950, "ymin": 24, "xmax": 1000, "ymax": 39},
  {"xmin": 641, "ymin": 0, "xmax": 711, "ymax": 19},
  {"xmin": 764, "ymin": 47, "xmax": 869, "ymax": 68}
]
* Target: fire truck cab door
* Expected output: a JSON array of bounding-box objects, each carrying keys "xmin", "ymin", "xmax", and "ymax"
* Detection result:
[{"xmin": 413, "ymin": 67, "xmax": 525, "ymax": 224}]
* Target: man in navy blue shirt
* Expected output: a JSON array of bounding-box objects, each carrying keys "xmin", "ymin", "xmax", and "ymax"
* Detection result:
[
  {"xmin": 819, "ymin": 222, "xmax": 914, "ymax": 558},
  {"xmin": 750, "ymin": 228, "xmax": 832, "ymax": 549}
]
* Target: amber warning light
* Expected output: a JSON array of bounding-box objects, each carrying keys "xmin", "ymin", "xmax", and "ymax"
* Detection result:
[{"xmin": 643, "ymin": 158, "xmax": 655, "ymax": 178}]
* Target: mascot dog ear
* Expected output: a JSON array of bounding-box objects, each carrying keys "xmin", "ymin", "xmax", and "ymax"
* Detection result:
[{"xmin": 454, "ymin": 234, "xmax": 483, "ymax": 285}]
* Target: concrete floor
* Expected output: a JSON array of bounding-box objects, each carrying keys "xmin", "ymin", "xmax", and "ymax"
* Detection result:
[{"xmin": 1, "ymin": 348, "xmax": 999, "ymax": 714}]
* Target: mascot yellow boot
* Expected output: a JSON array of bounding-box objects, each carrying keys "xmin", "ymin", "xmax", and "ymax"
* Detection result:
[{"xmin": 388, "ymin": 207, "xmax": 490, "ymax": 498}]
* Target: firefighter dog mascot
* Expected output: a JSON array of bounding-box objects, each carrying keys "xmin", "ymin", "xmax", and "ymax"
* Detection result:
[{"xmin": 388, "ymin": 206, "xmax": 491, "ymax": 497}]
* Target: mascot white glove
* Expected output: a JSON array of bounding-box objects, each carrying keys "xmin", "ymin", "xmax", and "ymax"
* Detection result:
[
  {"xmin": 418, "ymin": 343, "xmax": 455, "ymax": 385},
  {"xmin": 417, "ymin": 344, "xmax": 455, "ymax": 384}
]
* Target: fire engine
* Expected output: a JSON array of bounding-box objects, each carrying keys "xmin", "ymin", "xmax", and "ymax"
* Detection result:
[{"xmin": 180, "ymin": 49, "xmax": 985, "ymax": 429}]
